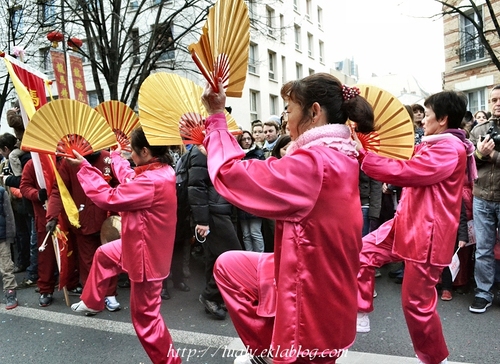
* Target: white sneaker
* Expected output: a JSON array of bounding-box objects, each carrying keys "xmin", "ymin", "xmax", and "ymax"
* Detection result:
[
  {"xmin": 356, "ymin": 312, "xmax": 370, "ymax": 333},
  {"xmin": 71, "ymin": 300, "xmax": 99, "ymax": 316},
  {"xmin": 373, "ymin": 289, "xmax": 378, "ymax": 298},
  {"xmin": 234, "ymin": 354, "xmax": 252, "ymax": 364},
  {"xmin": 233, "ymin": 354, "xmax": 273, "ymax": 364},
  {"xmin": 416, "ymin": 356, "xmax": 448, "ymax": 364},
  {"xmin": 105, "ymin": 296, "xmax": 121, "ymax": 312}
]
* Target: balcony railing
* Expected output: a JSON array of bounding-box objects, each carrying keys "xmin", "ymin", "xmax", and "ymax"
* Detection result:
[{"xmin": 458, "ymin": 43, "xmax": 485, "ymax": 64}]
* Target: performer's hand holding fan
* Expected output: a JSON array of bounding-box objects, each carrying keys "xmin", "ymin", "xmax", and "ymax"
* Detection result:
[
  {"xmin": 188, "ymin": 0, "xmax": 250, "ymax": 97},
  {"xmin": 95, "ymin": 100, "xmax": 139, "ymax": 152},
  {"xmin": 138, "ymin": 72, "xmax": 239, "ymax": 145},
  {"xmin": 22, "ymin": 99, "xmax": 116, "ymax": 157},
  {"xmin": 351, "ymin": 85, "xmax": 415, "ymax": 160}
]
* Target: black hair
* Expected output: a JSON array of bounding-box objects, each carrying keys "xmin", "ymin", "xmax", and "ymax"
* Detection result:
[
  {"xmin": 130, "ymin": 127, "xmax": 173, "ymax": 165},
  {"xmin": 424, "ymin": 91, "xmax": 468, "ymax": 129},
  {"xmin": 0, "ymin": 133, "xmax": 18, "ymax": 151},
  {"xmin": 280, "ymin": 73, "xmax": 374, "ymax": 135},
  {"xmin": 271, "ymin": 135, "xmax": 291, "ymax": 159}
]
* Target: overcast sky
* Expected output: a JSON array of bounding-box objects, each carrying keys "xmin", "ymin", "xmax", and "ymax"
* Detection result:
[{"xmin": 326, "ymin": 0, "xmax": 444, "ymax": 93}]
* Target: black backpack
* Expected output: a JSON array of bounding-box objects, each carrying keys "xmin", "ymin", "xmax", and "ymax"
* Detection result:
[{"xmin": 175, "ymin": 148, "xmax": 192, "ymax": 221}]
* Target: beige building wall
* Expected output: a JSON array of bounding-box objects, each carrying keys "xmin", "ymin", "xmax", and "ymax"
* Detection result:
[{"xmin": 442, "ymin": 0, "xmax": 500, "ymax": 113}]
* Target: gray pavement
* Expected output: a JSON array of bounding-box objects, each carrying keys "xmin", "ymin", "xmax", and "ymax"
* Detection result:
[{"xmin": 1, "ymin": 259, "xmax": 498, "ymax": 363}]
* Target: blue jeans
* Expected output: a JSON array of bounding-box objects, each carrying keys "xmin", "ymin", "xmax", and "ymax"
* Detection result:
[
  {"xmin": 240, "ymin": 218, "xmax": 264, "ymax": 252},
  {"xmin": 472, "ymin": 196, "xmax": 500, "ymax": 302},
  {"xmin": 362, "ymin": 206, "xmax": 370, "ymax": 237}
]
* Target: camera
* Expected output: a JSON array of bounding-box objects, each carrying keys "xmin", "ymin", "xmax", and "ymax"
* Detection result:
[
  {"xmin": 480, "ymin": 125, "xmax": 500, "ymax": 147},
  {"xmin": 2, "ymin": 166, "xmax": 11, "ymax": 175}
]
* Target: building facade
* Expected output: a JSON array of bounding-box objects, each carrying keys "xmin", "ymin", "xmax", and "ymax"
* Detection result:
[
  {"xmin": 442, "ymin": 0, "xmax": 500, "ymax": 114},
  {"xmin": 1, "ymin": 0, "xmax": 336, "ymax": 132}
]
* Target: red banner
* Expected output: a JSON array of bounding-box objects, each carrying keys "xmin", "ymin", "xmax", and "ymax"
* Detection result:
[
  {"xmin": 10, "ymin": 63, "xmax": 48, "ymax": 111},
  {"xmin": 69, "ymin": 55, "xmax": 88, "ymax": 104},
  {"xmin": 50, "ymin": 50, "xmax": 70, "ymax": 99}
]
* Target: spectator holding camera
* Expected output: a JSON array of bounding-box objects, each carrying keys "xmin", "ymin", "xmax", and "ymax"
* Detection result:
[{"xmin": 469, "ymin": 85, "xmax": 500, "ymax": 313}]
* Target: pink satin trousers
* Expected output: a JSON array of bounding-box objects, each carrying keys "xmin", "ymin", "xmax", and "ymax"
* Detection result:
[
  {"xmin": 81, "ymin": 239, "xmax": 181, "ymax": 364},
  {"xmin": 215, "ymin": 251, "xmax": 337, "ymax": 364},
  {"xmin": 357, "ymin": 232, "xmax": 449, "ymax": 364}
]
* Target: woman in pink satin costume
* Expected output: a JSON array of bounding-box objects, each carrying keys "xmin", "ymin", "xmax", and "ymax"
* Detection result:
[
  {"xmin": 200, "ymin": 73, "xmax": 375, "ymax": 364},
  {"xmin": 68, "ymin": 127, "xmax": 180, "ymax": 364},
  {"xmin": 356, "ymin": 91, "xmax": 475, "ymax": 364}
]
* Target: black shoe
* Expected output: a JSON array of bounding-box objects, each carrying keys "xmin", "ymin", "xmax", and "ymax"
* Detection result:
[
  {"xmin": 5, "ymin": 290, "xmax": 18, "ymax": 310},
  {"xmin": 199, "ymin": 295, "xmax": 226, "ymax": 320},
  {"xmin": 13, "ymin": 265, "xmax": 27, "ymax": 273},
  {"xmin": 388, "ymin": 267, "xmax": 404, "ymax": 278},
  {"xmin": 39, "ymin": 293, "xmax": 53, "ymax": 307},
  {"xmin": 469, "ymin": 297, "xmax": 492, "ymax": 313},
  {"xmin": 16, "ymin": 278, "xmax": 37, "ymax": 289},
  {"xmin": 173, "ymin": 282, "xmax": 190, "ymax": 292},
  {"xmin": 160, "ymin": 288, "xmax": 171, "ymax": 300},
  {"xmin": 118, "ymin": 279, "xmax": 131, "ymax": 288},
  {"xmin": 68, "ymin": 285, "xmax": 83, "ymax": 295},
  {"xmin": 394, "ymin": 275, "xmax": 403, "ymax": 284}
]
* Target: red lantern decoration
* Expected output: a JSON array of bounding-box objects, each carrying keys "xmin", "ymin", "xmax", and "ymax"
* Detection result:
[
  {"xmin": 47, "ymin": 31, "xmax": 64, "ymax": 48},
  {"xmin": 67, "ymin": 37, "xmax": 83, "ymax": 51}
]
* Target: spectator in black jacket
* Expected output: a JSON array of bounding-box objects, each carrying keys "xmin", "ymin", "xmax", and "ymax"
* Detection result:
[{"xmin": 188, "ymin": 145, "xmax": 241, "ymax": 320}]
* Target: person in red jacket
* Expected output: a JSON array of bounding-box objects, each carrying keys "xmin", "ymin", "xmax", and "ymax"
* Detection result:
[
  {"xmin": 20, "ymin": 159, "xmax": 80, "ymax": 306},
  {"xmin": 45, "ymin": 151, "xmax": 120, "ymax": 311}
]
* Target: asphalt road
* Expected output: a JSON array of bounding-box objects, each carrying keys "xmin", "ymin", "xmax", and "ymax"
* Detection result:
[{"xmin": 1, "ymin": 257, "xmax": 498, "ymax": 364}]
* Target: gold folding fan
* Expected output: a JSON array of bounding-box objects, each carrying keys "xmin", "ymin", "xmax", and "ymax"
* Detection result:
[
  {"xmin": 22, "ymin": 99, "xmax": 116, "ymax": 157},
  {"xmin": 352, "ymin": 85, "xmax": 415, "ymax": 160},
  {"xmin": 95, "ymin": 100, "xmax": 139, "ymax": 151},
  {"xmin": 138, "ymin": 72, "xmax": 240, "ymax": 145},
  {"xmin": 187, "ymin": 0, "xmax": 250, "ymax": 97}
]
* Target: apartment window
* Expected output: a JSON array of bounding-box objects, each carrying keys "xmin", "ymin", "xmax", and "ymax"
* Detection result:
[
  {"xmin": 130, "ymin": 29, "xmax": 140, "ymax": 65},
  {"xmin": 250, "ymin": 90, "xmax": 259, "ymax": 121},
  {"xmin": 39, "ymin": 48, "xmax": 52, "ymax": 72},
  {"xmin": 152, "ymin": 21, "xmax": 175, "ymax": 61},
  {"xmin": 296, "ymin": 62, "xmax": 303, "ymax": 79},
  {"xmin": 249, "ymin": 43, "xmax": 258, "ymax": 74},
  {"xmin": 270, "ymin": 95, "xmax": 278, "ymax": 115},
  {"xmin": 317, "ymin": 7, "xmax": 323, "ymax": 30},
  {"xmin": 294, "ymin": 25, "xmax": 301, "ymax": 51},
  {"xmin": 87, "ymin": 91, "xmax": 100, "ymax": 108},
  {"xmin": 307, "ymin": 33, "xmax": 313, "ymax": 58},
  {"xmin": 306, "ymin": 0, "xmax": 312, "ymax": 21},
  {"xmin": 281, "ymin": 56, "xmax": 287, "ymax": 84},
  {"xmin": 82, "ymin": 39, "xmax": 101, "ymax": 62},
  {"xmin": 10, "ymin": 6, "xmax": 24, "ymax": 38},
  {"xmin": 266, "ymin": 7, "xmax": 275, "ymax": 37},
  {"xmin": 280, "ymin": 14, "xmax": 285, "ymax": 43},
  {"xmin": 130, "ymin": 0, "xmax": 138, "ymax": 10},
  {"xmin": 459, "ymin": 9, "xmax": 485, "ymax": 64},
  {"xmin": 467, "ymin": 89, "xmax": 487, "ymax": 114},
  {"xmin": 293, "ymin": 0, "xmax": 299, "ymax": 12},
  {"xmin": 319, "ymin": 40, "xmax": 324, "ymax": 64},
  {"xmin": 309, "ymin": 68, "xmax": 315, "ymax": 76},
  {"xmin": 268, "ymin": 50, "xmax": 277, "ymax": 80},
  {"xmin": 39, "ymin": 0, "xmax": 56, "ymax": 26},
  {"xmin": 248, "ymin": 0, "xmax": 256, "ymax": 26}
]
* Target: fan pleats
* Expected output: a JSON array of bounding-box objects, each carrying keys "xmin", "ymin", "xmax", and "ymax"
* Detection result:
[{"xmin": 22, "ymin": 99, "xmax": 116, "ymax": 157}]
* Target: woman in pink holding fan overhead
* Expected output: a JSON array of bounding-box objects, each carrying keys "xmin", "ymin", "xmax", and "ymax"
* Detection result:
[
  {"xmin": 201, "ymin": 73, "xmax": 374, "ymax": 364},
  {"xmin": 68, "ymin": 127, "xmax": 180, "ymax": 364}
]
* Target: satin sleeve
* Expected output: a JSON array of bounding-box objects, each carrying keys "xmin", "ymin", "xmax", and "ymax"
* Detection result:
[
  {"xmin": 110, "ymin": 151, "xmax": 135, "ymax": 183},
  {"xmin": 361, "ymin": 142, "xmax": 460, "ymax": 187},
  {"xmin": 77, "ymin": 160, "xmax": 154, "ymax": 212},
  {"xmin": 204, "ymin": 113, "xmax": 323, "ymax": 222}
]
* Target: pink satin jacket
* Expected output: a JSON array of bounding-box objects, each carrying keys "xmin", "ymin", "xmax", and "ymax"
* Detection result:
[
  {"xmin": 77, "ymin": 151, "xmax": 177, "ymax": 282},
  {"xmin": 360, "ymin": 134, "xmax": 467, "ymax": 266},
  {"xmin": 204, "ymin": 114, "xmax": 363, "ymax": 359}
]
